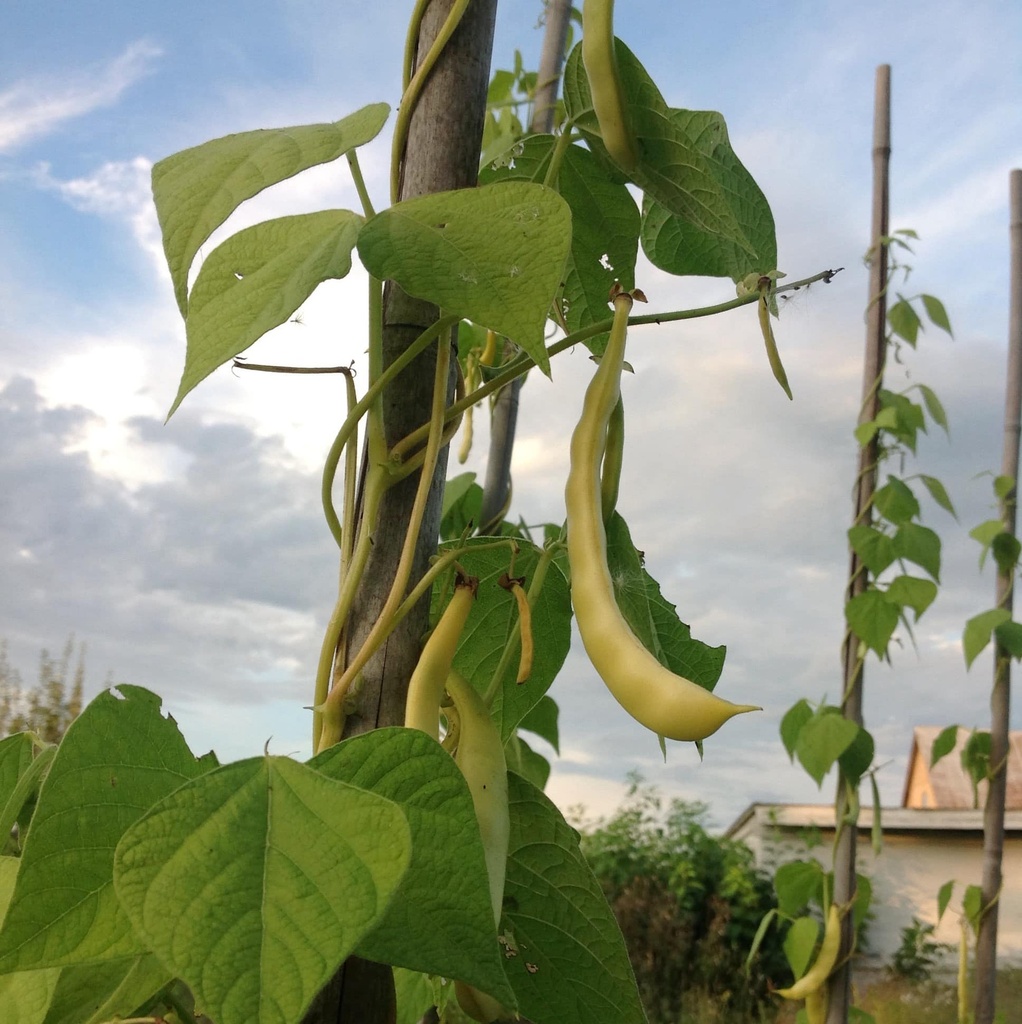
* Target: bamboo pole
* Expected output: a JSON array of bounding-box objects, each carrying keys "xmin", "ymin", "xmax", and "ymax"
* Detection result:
[
  {"xmin": 478, "ymin": 0, "xmax": 571, "ymax": 531},
  {"xmin": 826, "ymin": 64, "xmax": 891, "ymax": 1024},
  {"xmin": 974, "ymin": 167, "xmax": 1022, "ymax": 1024}
]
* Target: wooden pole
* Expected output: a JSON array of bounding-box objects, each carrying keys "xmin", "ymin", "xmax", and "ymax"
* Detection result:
[
  {"xmin": 826, "ymin": 63, "xmax": 891, "ymax": 1024},
  {"xmin": 477, "ymin": 0, "xmax": 571, "ymax": 531},
  {"xmin": 974, "ymin": 167, "xmax": 1022, "ymax": 1024},
  {"xmin": 300, "ymin": 4, "xmax": 497, "ymax": 1022}
]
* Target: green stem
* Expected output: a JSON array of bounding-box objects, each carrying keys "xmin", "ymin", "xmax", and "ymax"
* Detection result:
[
  {"xmin": 542, "ymin": 129, "xmax": 576, "ymax": 189},
  {"xmin": 320, "ymin": 326, "xmax": 455, "ymax": 746},
  {"xmin": 321, "ymin": 312, "xmax": 461, "ymax": 545},
  {"xmin": 396, "ymin": 268, "xmax": 841, "ymax": 455},
  {"xmin": 390, "ymin": 0, "xmax": 473, "ymax": 203},
  {"xmin": 313, "ymin": 466, "xmax": 389, "ymax": 752},
  {"xmin": 401, "ymin": 0, "xmax": 431, "ymax": 90},
  {"xmin": 347, "ymin": 150, "xmax": 376, "ymax": 219}
]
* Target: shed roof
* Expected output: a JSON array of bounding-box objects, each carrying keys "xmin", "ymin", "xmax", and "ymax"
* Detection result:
[{"xmin": 901, "ymin": 726, "xmax": 1022, "ymax": 810}]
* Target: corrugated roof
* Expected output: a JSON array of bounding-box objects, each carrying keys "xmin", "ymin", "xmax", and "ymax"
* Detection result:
[{"xmin": 901, "ymin": 726, "xmax": 1022, "ymax": 810}]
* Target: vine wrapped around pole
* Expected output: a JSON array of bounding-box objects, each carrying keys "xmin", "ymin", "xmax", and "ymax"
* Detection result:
[{"xmin": 827, "ymin": 63, "xmax": 891, "ymax": 1024}]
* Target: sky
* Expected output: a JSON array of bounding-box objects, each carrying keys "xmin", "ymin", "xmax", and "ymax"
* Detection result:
[{"xmin": 1, "ymin": 0, "xmax": 1021, "ymax": 831}]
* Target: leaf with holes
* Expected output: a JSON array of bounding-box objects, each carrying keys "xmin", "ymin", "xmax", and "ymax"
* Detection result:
[
  {"xmin": 153, "ymin": 104, "xmax": 389, "ymax": 313},
  {"xmin": 501, "ymin": 773, "xmax": 646, "ymax": 1024},
  {"xmin": 357, "ymin": 183, "xmax": 571, "ymax": 374},
  {"xmin": 168, "ymin": 210, "xmax": 363, "ymax": 418},
  {"xmin": 114, "ymin": 756, "xmax": 411, "ymax": 1024}
]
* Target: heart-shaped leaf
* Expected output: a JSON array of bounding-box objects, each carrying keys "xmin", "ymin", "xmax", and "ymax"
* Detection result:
[
  {"xmin": 168, "ymin": 209, "xmax": 363, "ymax": 417},
  {"xmin": 357, "ymin": 183, "xmax": 571, "ymax": 374},
  {"xmin": 153, "ymin": 104, "xmax": 389, "ymax": 313},
  {"xmin": 114, "ymin": 756, "xmax": 411, "ymax": 1024}
]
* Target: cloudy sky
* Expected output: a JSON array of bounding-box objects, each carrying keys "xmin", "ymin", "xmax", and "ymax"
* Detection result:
[{"xmin": 2, "ymin": 0, "xmax": 1020, "ymax": 830}]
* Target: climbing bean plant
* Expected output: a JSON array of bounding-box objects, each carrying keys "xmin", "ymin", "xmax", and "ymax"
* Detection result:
[
  {"xmin": 0, "ymin": 7, "xmax": 838, "ymax": 1024},
  {"xmin": 757, "ymin": 231, "xmax": 954, "ymax": 1024}
]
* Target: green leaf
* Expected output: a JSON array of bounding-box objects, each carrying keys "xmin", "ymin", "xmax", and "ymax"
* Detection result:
[
  {"xmin": 152, "ymin": 104, "xmax": 390, "ymax": 313},
  {"xmin": 168, "ymin": 209, "xmax": 363, "ymax": 417},
  {"xmin": 309, "ymin": 729, "xmax": 514, "ymax": 1005},
  {"xmin": 937, "ymin": 880, "xmax": 955, "ymax": 924},
  {"xmin": 640, "ymin": 109, "xmax": 776, "ymax": 281},
  {"xmin": 393, "ymin": 968, "xmax": 434, "ymax": 1024},
  {"xmin": 888, "ymin": 296, "xmax": 921, "ymax": 345},
  {"xmin": 0, "ymin": 969, "xmax": 58, "ymax": 1024},
  {"xmin": 0, "ymin": 735, "xmax": 52, "ymax": 846},
  {"xmin": 847, "ymin": 525, "xmax": 896, "ymax": 576},
  {"xmin": 917, "ymin": 386, "xmax": 950, "ymax": 436},
  {"xmin": 919, "ymin": 474, "xmax": 956, "ymax": 517},
  {"xmin": 606, "ymin": 512, "xmax": 726, "ymax": 692},
  {"xmin": 852, "ymin": 874, "xmax": 873, "ymax": 934},
  {"xmin": 963, "ymin": 608, "xmax": 1011, "ymax": 668},
  {"xmin": 502, "ymin": 773, "xmax": 646, "ymax": 1024},
  {"xmin": 846, "ymin": 590, "xmax": 900, "ymax": 657},
  {"xmin": 783, "ymin": 916, "xmax": 820, "ymax": 981},
  {"xmin": 440, "ymin": 474, "xmax": 484, "ymax": 541},
  {"xmin": 0, "ymin": 686, "xmax": 215, "ymax": 972},
  {"xmin": 518, "ymin": 695, "xmax": 560, "ymax": 754},
  {"xmin": 563, "ymin": 42, "xmax": 757, "ymax": 261},
  {"xmin": 991, "ymin": 531, "xmax": 1021, "ymax": 576},
  {"xmin": 780, "ymin": 700, "xmax": 813, "ymax": 761},
  {"xmin": 931, "ymin": 725, "xmax": 960, "ymax": 768},
  {"xmin": 43, "ymin": 955, "xmax": 170, "ymax": 1024},
  {"xmin": 995, "ymin": 619, "xmax": 1022, "ymax": 660},
  {"xmin": 114, "ymin": 755, "xmax": 411, "ymax": 1024},
  {"xmin": 795, "ymin": 710, "xmax": 860, "ymax": 787},
  {"xmin": 774, "ymin": 860, "xmax": 824, "ymax": 917},
  {"xmin": 970, "ymin": 519, "xmax": 1006, "ymax": 570},
  {"xmin": 558, "ymin": 145, "xmax": 640, "ymax": 341},
  {"xmin": 438, "ymin": 539, "xmax": 572, "ymax": 742},
  {"xmin": 920, "ymin": 294, "xmax": 953, "ymax": 336},
  {"xmin": 357, "ymin": 183, "xmax": 572, "ymax": 374},
  {"xmin": 883, "ymin": 576, "xmax": 938, "ymax": 620},
  {"xmin": 963, "ymin": 884, "xmax": 983, "ymax": 935},
  {"xmin": 505, "ymin": 733, "xmax": 551, "ymax": 791},
  {"xmin": 870, "ymin": 777, "xmax": 883, "ymax": 856},
  {"xmin": 994, "ymin": 475, "xmax": 1016, "ymax": 501},
  {"xmin": 481, "ymin": 136, "xmax": 642, "ymax": 342},
  {"xmin": 891, "ymin": 522, "xmax": 941, "ymax": 582},
  {"xmin": 837, "ymin": 726, "xmax": 875, "ymax": 785},
  {"xmin": 874, "ymin": 478, "xmax": 921, "ymax": 526}
]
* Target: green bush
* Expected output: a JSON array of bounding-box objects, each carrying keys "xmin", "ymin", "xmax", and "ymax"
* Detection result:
[{"xmin": 577, "ymin": 777, "xmax": 787, "ymax": 1024}]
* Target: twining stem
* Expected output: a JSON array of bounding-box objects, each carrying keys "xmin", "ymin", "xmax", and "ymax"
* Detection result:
[
  {"xmin": 318, "ymin": 327, "xmax": 455, "ymax": 750},
  {"xmin": 340, "ymin": 370, "xmax": 359, "ymax": 577},
  {"xmin": 320, "ymin": 312, "xmax": 461, "ymax": 545},
  {"xmin": 390, "ymin": 0, "xmax": 473, "ymax": 203},
  {"xmin": 313, "ymin": 466, "xmax": 389, "ymax": 752},
  {"xmin": 395, "ymin": 268, "xmax": 842, "ymax": 456}
]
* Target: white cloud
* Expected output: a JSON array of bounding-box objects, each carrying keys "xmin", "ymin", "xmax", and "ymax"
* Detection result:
[{"xmin": 0, "ymin": 40, "xmax": 162, "ymax": 152}]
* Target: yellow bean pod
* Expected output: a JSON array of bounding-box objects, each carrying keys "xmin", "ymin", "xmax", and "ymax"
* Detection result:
[
  {"xmin": 582, "ymin": 0, "xmax": 639, "ymax": 171},
  {"xmin": 447, "ymin": 670, "xmax": 513, "ymax": 1023},
  {"xmin": 775, "ymin": 904, "xmax": 843, "ymax": 1001},
  {"xmin": 404, "ymin": 576, "xmax": 477, "ymax": 739},
  {"xmin": 565, "ymin": 288, "xmax": 759, "ymax": 742}
]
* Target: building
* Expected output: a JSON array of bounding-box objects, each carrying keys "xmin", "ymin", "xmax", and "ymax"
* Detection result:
[{"xmin": 725, "ymin": 727, "xmax": 1022, "ymax": 968}]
